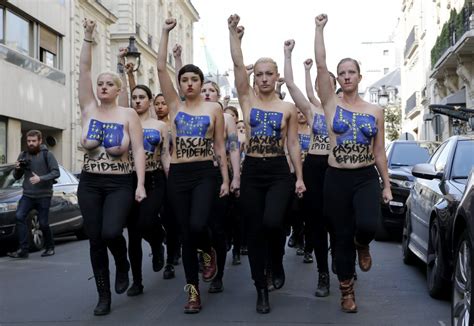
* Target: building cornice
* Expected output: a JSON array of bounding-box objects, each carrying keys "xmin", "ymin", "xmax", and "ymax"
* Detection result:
[
  {"xmin": 179, "ymin": 0, "xmax": 200, "ymax": 22},
  {"xmin": 79, "ymin": 0, "xmax": 118, "ymax": 25}
]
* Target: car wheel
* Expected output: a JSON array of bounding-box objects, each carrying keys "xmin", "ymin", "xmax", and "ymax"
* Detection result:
[
  {"xmin": 452, "ymin": 230, "xmax": 472, "ymax": 326},
  {"xmin": 375, "ymin": 209, "xmax": 390, "ymax": 241},
  {"xmin": 402, "ymin": 209, "xmax": 416, "ymax": 265},
  {"xmin": 28, "ymin": 213, "xmax": 44, "ymax": 252},
  {"xmin": 427, "ymin": 218, "xmax": 449, "ymax": 298}
]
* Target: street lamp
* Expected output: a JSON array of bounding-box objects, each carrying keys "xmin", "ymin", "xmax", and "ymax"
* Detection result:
[
  {"xmin": 126, "ymin": 36, "xmax": 141, "ymax": 72},
  {"xmin": 378, "ymin": 85, "xmax": 389, "ymax": 107}
]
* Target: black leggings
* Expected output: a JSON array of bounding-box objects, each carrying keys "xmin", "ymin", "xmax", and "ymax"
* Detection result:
[
  {"xmin": 78, "ymin": 171, "xmax": 133, "ymax": 273},
  {"xmin": 167, "ymin": 161, "xmax": 218, "ymax": 285},
  {"xmin": 211, "ymin": 174, "xmax": 230, "ymax": 280},
  {"xmin": 323, "ymin": 165, "xmax": 380, "ymax": 281},
  {"xmin": 240, "ymin": 156, "xmax": 293, "ymax": 288},
  {"xmin": 127, "ymin": 170, "xmax": 166, "ymax": 283},
  {"xmin": 302, "ymin": 154, "xmax": 329, "ymax": 273}
]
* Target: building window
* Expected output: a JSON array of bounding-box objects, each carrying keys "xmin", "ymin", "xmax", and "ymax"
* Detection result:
[
  {"xmin": 384, "ymin": 67, "xmax": 389, "ymax": 74},
  {"xmin": 39, "ymin": 27, "xmax": 59, "ymax": 68},
  {"xmin": 5, "ymin": 10, "xmax": 31, "ymax": 56},
  {"xmin": 0, "ymin": 7, "xmax": 4, "ymax": 42}
]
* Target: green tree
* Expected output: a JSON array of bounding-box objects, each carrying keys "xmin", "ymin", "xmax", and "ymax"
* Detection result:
[{"xmin": 385, "ymin": 104, "xmax": 402, "ymax": 141}]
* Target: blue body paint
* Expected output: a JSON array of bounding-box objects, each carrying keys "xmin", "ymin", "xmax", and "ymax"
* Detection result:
[
  {"xmin": 86, "ymin": 119, "xmax": 124, "ymax": 148},
  {"xmin": 249, "ymin": 108, "xmax": 283, "ymax": 138},
  {"xmin": 143, "ymin": 128, "xmax": 161, "ymax": 153},
  {"xmin": 333, "ymin": 106, "xmax": 377, "ymax": 145},
  {"xmin": 175, "ymin": 112, "xmax": 210, "ymax": 138}
]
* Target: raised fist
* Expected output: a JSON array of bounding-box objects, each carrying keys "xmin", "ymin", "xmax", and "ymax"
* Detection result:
[
  {"xmin": 245, "ymin": 64, "xmax": 254, "ymax": 77},
  {"xmin": 284, "ymin": 39, "xmax": 295, "ymax": 53},
  {"xmin": 236, "ymin": 26, "xmax": 245, "ymax": 40},
  {"xmin": 315, "ymin": 14, "xmax": 328, "ymax": 28},
  {"xmin": 277, "ymin": 77, "xmax": 285, "ymax": 87},
  {"xmin": 228, "ymin": 14, "xmax": 240, "ymax": 30},
  {"xmin": 164, "ymin": 18, "xmax": 177, "ymax": 31},
  {"xmin": 125, "ymin": 62, "xmax": 135, "ymax": 74},
  {"xmin": 172, "ymin": 44, "xmax": 182, "ymax": 58},
  {"xmin": 303, "ymin": 58, "xmax": 313, "ymax": 70},
  {"xmin": 118, "ymin": 47, "xmax": 128, "ymax": 61},
  {"xmin": 83, "ymin": 18, "xmax": 96, "ymax": 35}
]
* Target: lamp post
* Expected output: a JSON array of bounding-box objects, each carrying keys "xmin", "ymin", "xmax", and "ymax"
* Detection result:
[{"xmin": 126, "ymin": 36, "xmax": 141, "ymax": 72}]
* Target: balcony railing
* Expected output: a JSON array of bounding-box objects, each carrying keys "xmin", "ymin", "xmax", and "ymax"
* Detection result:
[
  {"xmin": 404, "ymin": 26, "xmax": 418, "ymax": 59},
  {"xmin": 0, "ymin": 44, "xmax": 65, "ymax": 85},
  {"xmin": 431, "ymin": 1, "xmax": 473, "ymax": 67},
  {"xmin": 405, "ymin": 91, "xmax": 418, "ymax": 115}
]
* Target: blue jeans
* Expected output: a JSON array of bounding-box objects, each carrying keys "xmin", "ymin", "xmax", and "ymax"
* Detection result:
[{"xmin": 15, "ymin": 196, "xmax": 54, "ymax": 251}]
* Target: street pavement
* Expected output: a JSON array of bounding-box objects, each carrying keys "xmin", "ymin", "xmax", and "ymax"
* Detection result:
[{"xmin": 0, "ymin": 237, "xmax": 449, "ymax": 325}]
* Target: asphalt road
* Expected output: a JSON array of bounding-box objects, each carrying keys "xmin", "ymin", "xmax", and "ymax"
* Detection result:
[{"xmin": 0, "ymin": 237, "xmax": 450, "ymax": 325}]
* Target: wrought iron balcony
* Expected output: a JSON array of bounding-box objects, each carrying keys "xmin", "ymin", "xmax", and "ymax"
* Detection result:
[
  {"xmin": 405, "ymin": 91, "xmax": 419, "ymax": 115},
  {"xmin": 404, "ymin": 26, "xmax": 418, "ymax": 59}
]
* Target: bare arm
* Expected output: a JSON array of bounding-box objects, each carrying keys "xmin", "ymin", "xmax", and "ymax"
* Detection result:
[
  {"xmin": 283, "ymin": 40, "xmax": 313, "ymax": 123},
  {"xmin": 79, "ymin": 19, "xmax": 97, "ymax": 112},
  {"xmin": 128, "ymin": 109, "xmax": 146, "ymax": 201},
  {"xmin": 225, "ymin": 114, "xmax": 241, "ymax": 195},
  {"xmin": 157, "ymin": 19, "xmax": 180, "ymax": 113},
  {"xmin": 304, "ymin": 59, "xmax": 321, "ymax": 107},
  {"xmin": 160, "ymin": 123, "xmax": 171, "ymax": 177},
  {"xmin": 126, "ymin": 62, "xmax": 136, "ymax": 92},
  {"xmin": 286, "ymin": 108, "xmax": 303, "ymax": 182},
  {"xmin": 228, "ymin": 14, "xmax": 251, "ymax": 111},
  {"xmin": 117, "ymin": 48, "xmax": 129, "ymax": 107},
  {"xmin": 373, "ymin": 109, "xmax": 392, "ymax": 203},
  {"xmin": 173, "ymin": 44, "xmax": 184, "ymax": 98},
  {"xmin": 214, "ymin": 109, "xmax": 230, "ymax": 197},
  {"xmin": 314, "ymin": 14, "xmax": 336, "ymax": 114}
]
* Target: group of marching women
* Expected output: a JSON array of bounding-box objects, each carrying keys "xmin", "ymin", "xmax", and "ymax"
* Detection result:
[{"xmin": 77, "ymin": 13, "xmax": 392, "ymax": 317}]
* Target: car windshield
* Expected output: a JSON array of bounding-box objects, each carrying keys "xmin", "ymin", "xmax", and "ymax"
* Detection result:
[
  {"xmin": 451, "ymin": 140, "xmax": 474, "ymax": 179},
  {"xmin": 390, "ymin": 143, "xmax": 437, "ymax": 168},
  {"xmin": 0, "ymin": 165, "xmax": 22, "ymax": 189}
]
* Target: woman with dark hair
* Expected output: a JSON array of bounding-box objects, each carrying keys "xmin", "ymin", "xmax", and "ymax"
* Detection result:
[
  {"xmin": 229, "ymin": 14, "xmax": 306, "ymax": 314},
  {"xmin": 124, "ymin": 84, "xmax": 171, "ymax": 296},
  {"xmin": 314, "ymin": 14, "xmax": 392, "ymax": 313},
  {"xmin": 78, "ymin": 19, "xmax": 146, "ymax": 316},
  {"xmin": 157, "ymin": 18, "xmax": 229, "ymax": 314},
  {"xmin": 283, "ymin": 39, "xmax": 336, "ymax": 298}
]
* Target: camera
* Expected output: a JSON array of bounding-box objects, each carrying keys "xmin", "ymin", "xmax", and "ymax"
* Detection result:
[{"xmin": 18, "ymin": 159, "xmax": 30, "ymax": 169}]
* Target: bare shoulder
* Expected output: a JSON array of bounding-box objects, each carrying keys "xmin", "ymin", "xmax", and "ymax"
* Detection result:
[
  {"xmin": 365, "ymin": 102, "xmax": 384, "ymax": 119},
  {"xmin": 281, "ymin": 101, "xmax": 297, "ymax": 115}
]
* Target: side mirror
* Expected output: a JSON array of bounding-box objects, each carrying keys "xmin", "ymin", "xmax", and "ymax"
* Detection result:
[{"xmin": 411, "ymin": 163, "xmax": 443, "ymax": 180}]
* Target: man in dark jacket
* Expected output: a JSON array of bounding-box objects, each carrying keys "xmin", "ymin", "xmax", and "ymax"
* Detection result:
[{"xmin": 7, "ymin": 130, "xmax": 60, "ymax": 258}]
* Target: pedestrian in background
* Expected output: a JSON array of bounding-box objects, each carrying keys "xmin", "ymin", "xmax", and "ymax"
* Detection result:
[{"xmin": 7, "ymin": 129, "xmax": 59, "ymax": 259}]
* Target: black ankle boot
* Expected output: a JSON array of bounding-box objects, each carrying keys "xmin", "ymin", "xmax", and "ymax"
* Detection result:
[
  {"xmin": 272, "ymin": 261, "xmax": 285, "ymax": 290},
  {"xmin": 314, "ymin": 272, "xmax": 330, "ymax": 297},
  {"xmin": 256, "ymin": 287, "xmax": 270, "ymax": 314},
  {"xmin": 115, "ymin": 262, "xmax": 130, "ymax": 294},
  {"xmin": 127, "ymin": 282, "xmax": 144, "ymax": 297},
  {"xmin": 93, "ymin": 270, "xmax": 111, "ymax": 316}
]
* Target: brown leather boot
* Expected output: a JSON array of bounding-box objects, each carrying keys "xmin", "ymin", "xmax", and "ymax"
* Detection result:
[
  {"xmin": 355, "ymin": 241, "xmax": 372, "ymax": 272},
  {"xmin": 183, "ymin": 284, "xmax": 201, "ymax": 313},
  {"xmin": 201, "ymin": 248, "xmax": 218, "ymax": 282},
  {"xmin": 339, "ymin": 279, "xmax": 357, "ymax": 313}
]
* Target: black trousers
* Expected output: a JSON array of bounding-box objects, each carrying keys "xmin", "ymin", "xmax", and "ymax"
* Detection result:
[
  {"xmin": 323, "ymin": 165, "xmax": 380, "ymax": 281},
  {"xmin": 210, "ymin": 173, "xmax": 230, "ymax": 280},
  {"xmin": 240, "ymin": 156, "xmax": 293, "ymax": 288},
  {"xmin": 167, "ymin": 161, "xmax": 218, "ymax": 285},
  {"xmin": 302, "ymin": 154, "xmax": 329, "ymax": 273},
  {"xmin": 78, "ymin": 171, "xmax": 133, "ymax": 273},
  {"xmin": 127, "ymin": 170, "xmax": 166, "ymax": 283}
]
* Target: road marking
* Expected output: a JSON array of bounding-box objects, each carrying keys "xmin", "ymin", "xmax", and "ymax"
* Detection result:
[{"xmin": 438, "ymin": 321, "xmax": 446, "ymax": 326}]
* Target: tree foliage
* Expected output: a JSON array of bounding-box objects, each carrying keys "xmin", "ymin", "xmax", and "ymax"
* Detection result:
[{"xmin": 385, "ymin": 104, "xmax": 402, "ymax": 141}]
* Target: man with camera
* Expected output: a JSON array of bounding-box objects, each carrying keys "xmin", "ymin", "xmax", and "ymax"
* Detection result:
[{"xmin": 7, "ymin": 130, "xmax": 60, "ymax": 259}]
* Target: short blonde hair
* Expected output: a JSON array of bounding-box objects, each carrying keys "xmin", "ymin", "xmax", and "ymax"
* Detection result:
[
  {"xmin": 254, "ymin": 57, "xmax": 278, "ymax": 73},
  {"xmin": 97, "ymin": 72, "xmax": 123, "ymax": 89}
]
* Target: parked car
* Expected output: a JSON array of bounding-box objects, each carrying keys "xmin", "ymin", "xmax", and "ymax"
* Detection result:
[
  {"xmin": 376, "ymin": 140, "xmax": 440, "ymax": 240},
  {"xmin": 0, "ymin": 163, "xmax": 85, "ymax": 251},
  {"xmin": 451, "ymin": 169, "xmax": 474, "ymax": 325},
  {"xmin": 402, "ymin": 135, "xmax": 474, "ymax": 298}
]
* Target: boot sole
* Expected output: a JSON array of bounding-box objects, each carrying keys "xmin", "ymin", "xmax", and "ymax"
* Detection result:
[
  {"xmin": 341, "ymin": 307, "xmax": 358, "ymax": 313},
  {"xmin": 184, "ymin": 308, "xmax": 201, "ymax": 314}
]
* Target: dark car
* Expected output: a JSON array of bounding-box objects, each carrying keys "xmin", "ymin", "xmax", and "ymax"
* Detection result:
[
  {"xmin": 451, "ymin": 169, "xmax": 474, "ymax": 325},
  {"xmin": 376, "ymin": 140, "xmax": 440, "ymax": 240},
  {"xmin": 0, "ymin": 163, "xmax": 85, "ymax": 251},
  {"xmin": 402, "ymin": 135, "xmax": 474, "ymax": 298}
]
